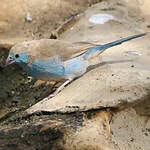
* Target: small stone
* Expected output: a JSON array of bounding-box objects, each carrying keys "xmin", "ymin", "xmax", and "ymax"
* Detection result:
[
  {"xmin": 26, "ymin": 13, "xmax": 32, "ymax": 22},
  {"xmin": 144, "ymin": 132, "xmax": 148, "ymax": 136},
  {"xmin": 147, "ymin": 24, "xmax": 150, "ymax": 28},
  {"xmin": 11, "ymin": 91, "xmax": 15, "ymax": 95},
  {"xmin": 130, "ymin": 137, "xmax": 134, "ymax": 142}
]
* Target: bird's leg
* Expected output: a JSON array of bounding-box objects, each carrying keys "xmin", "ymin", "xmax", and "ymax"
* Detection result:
[{"xmin": 48, "ymin": 78, "xmax": 73, "ymax": 98}]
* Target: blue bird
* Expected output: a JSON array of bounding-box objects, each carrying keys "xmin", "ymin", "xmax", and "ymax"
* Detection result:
[{"xmin": 6, "ymin": 33, "xmax": 145, "ymax": 97}]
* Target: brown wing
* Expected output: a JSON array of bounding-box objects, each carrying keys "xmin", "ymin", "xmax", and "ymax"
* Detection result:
[{"xmin": 11, "ymin": 39, "xmax": 96, "ymax": 63}]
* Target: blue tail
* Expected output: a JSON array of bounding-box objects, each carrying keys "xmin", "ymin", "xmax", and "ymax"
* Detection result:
[{"xmin": 83, "ymin": 33, "xmax": 146, "ymax": 58}]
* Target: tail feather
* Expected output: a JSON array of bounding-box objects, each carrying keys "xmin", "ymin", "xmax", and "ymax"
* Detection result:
[{"xmin": 83, "ymin": 33, "xmax": 146, "ymax": 57}]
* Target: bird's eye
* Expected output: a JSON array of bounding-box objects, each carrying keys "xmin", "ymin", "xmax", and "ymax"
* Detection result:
[{"xmin": 15, "ymin": 54, "xmax": 19, "ymax": 58}]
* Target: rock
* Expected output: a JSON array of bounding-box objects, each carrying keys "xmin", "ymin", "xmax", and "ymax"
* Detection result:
[
  {"xmin": 62, "ymin": 111, "xmax": 117, "ymax": 150},
  {"xmin": 26, "ymin": 64, "xmax": 150, "ymax": 114},
  {"xmin": 0, "ymin": 110, "xmax": 117, "ymax": 150},
  {"xmin": 111, "ymin": 108, "xmax": 150, "ymax": 150}
]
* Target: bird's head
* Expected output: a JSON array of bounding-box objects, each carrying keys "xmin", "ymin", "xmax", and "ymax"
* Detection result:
[
  {"xmin": 5, "ymin": 42, "xmax": 32, "ymax": 66},
  {"xmin": 5, "ymin": 39, "xmax": 58, "ymax": 67},
  {"xmin": 6, "ymin": 51, "xmax": 28, "ymax": 66}
]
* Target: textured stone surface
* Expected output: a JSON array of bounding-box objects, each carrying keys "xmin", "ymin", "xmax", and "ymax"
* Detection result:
[
  {"xmin": 111, "ymin": 108, "xmax": 150, "ymax": 150},
  {"xmin": 0, "ymin": 110, "xmax": 116, "ymax": 150}
]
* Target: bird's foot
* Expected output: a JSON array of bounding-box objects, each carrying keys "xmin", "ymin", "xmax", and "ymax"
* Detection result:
[
  {"xmin": 44, "ymin": 93, "xmax": 56, "ymax": 101},
  {"xmin": 45, "ymin": 79, "xmax": 73, "ymax": 101},
  {"xmin": 48, "ymin": 93, "xmax": 56, "ymax": 98}
]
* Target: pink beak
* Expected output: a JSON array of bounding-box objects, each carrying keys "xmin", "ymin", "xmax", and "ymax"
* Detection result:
[{"xmin": 5, "ymin": 57, "xmax": 15, "ymax": 66}]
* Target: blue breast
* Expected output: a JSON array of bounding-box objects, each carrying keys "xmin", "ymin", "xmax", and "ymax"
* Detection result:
[
  {"xmin": 19, "ymin": 59, "xmax": 65, "ymax": 79},
  {"xmin": 19, "ymin": 56, "xmax": 88, "ymax": 80}
]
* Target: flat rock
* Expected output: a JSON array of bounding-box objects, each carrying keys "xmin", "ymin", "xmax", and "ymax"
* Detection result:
[{"xmin": 26, "ymin": 59, "xmax": 150, "ymax": 114}]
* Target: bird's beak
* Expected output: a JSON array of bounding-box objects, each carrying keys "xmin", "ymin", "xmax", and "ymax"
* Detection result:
[{"xmin": 5, "ymin": 57, "xmax": 15, "ymax": 66}]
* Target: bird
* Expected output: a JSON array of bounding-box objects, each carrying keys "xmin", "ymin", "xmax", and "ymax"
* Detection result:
[{"xmin": 5, "ymin": 33, "xmax": 146, "ymax": 97}]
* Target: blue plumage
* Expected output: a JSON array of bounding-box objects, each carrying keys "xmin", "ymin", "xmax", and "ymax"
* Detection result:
[{"xmin": 6, "ymin": 33, "xmax": 146, "ymax": 97}]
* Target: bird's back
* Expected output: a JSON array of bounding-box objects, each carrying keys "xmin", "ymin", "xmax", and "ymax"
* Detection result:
[{"xmin": 10, "ymin": 39, "xmax": 95, "ymax": 64}]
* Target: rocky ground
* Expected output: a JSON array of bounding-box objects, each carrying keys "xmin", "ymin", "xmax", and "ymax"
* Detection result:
[{"xmin": 0, "ymin": 0, "xmax": 150, "ymax": 150}]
